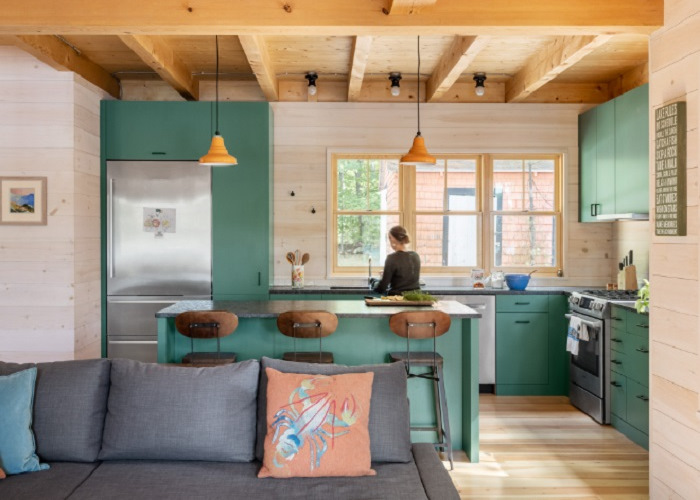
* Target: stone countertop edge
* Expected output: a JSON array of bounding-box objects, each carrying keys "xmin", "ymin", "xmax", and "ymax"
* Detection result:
[
  {"xmin": 612, "ymin": 301, "xmax": 648, "ymax": 315},
  {"xmin": 269, "ymin": 286, "xmax": 597, "ymax": 295},
  {"xmin": 156, "ymin": 299, "xmax": 482, "ymax": 319}
]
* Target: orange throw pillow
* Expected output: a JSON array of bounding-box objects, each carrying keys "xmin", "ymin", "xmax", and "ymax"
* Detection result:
[
  {"xmin": 0, "ymin": 466, "xmax": 5, "ymax": 479},
  {"xmin": 258, "ymin": 367, "xmax": 375, "ymax": 478}
]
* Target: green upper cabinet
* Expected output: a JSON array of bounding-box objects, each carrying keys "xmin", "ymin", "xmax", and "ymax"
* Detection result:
[
  {"xmin": 596, "ymin": 99, "xmax": 617, "ymax": 216},
  {"xmin": 614, "ymin": 85, "xmax": 650, "ymax": 214},
  {"xmin": 578, "ymin": 84, "xmax": 649, "ymax": 222},
  {"xmin": 212, "ymin": 102, "xmax": 273, "ymax": 298},
  {"xmin": 103, "ymin": 101, "xmax": 212, "ymax": 160}
]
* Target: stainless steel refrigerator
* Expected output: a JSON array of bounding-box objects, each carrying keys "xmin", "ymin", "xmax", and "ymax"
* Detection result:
[{"xmin": 106, "ymin": 161, "xmax": 212, "ymax": 362}]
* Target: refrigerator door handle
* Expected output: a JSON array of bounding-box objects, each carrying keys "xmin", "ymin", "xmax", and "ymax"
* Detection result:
[{"xmin": 108, "ymin": 177, "xmax": 115, "ymax": 278}]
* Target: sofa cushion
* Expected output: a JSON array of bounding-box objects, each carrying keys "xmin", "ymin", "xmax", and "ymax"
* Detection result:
[
  {"xmin": 256, "ymin": 357, "xmax": 412, "ymax": 463},
  {"xmin": 0, "ymin": 462, "xmax": 99, "ymax": 500},
  {"xmin": 258, "ymin": 368, "xmax": 375, "ymax": 478},
  {"xmin": 99, "ymin": 359, "xmax": 260, "ymax": 462},
  {"xmin": 0, "ymin": 367, "xmax": 49, "ymax": 475},
  {"xmin": 0, "ymin": 359, "xmax": 111, "ymax": 463},
  {"xmin": 65, "ymin": 459, "xmax": 431, "ymax": 500}
]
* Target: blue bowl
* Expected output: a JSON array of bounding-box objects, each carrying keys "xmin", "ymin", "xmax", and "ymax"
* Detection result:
[{"xmin": 505, "ymin": 274, "xmax": 530, "ymax": 290}]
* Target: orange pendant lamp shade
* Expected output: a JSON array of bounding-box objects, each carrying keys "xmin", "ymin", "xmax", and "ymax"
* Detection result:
[
  {"xmin": 401, "ymin": 36, "xmax": 435, "ymax": 167},
  {"xmin": 400, "ymin": 133, "xmax": 436, "ymax": 166},
  {"xmin": 200, "ymin": 133, "xmax": 238, "ymax": 166}
]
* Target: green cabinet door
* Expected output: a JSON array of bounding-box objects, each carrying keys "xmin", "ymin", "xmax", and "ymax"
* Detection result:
[
  {"xmin": 596, "ymin": 99, "xmax": 616, "ymax": 216},
  {"xmin": 578, "ymin": 108, "xmax": 598, "ymax": 222},
  {"xmin": 614, "ymin": 84, "xmax": 649, "ymax": 214},
  {"xmin": 626, "ymin": 379, "xmax": 649, "ymax": 433},
  {"xmin": 103, "ymin": 101, "xmax": 212, "ymax": 160},
  {"xmin": 496, "ymin": 312, "xmax": 549, "ymax": 385},
  {"xmin": 609, "ymin": 373, "xmax": 627, "ymax": 420},
  {"xmin": 212, "ymin": 102, "xmax": 272, "ymax": 298}
]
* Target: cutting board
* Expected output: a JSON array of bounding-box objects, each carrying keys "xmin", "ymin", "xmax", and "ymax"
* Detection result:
[{"xmin": 364, "ymin": 298, "xmax": 436, "ymax": 307}]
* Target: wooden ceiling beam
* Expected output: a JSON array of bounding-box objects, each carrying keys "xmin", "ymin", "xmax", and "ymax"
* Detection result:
[
  {"xmin": 608, "ymin": 62, "xmax": 649, "ymax": 99},
  {"xmin": 118, "ymin": 35, "xmax": 198, "ymax": 100},
  {"xmin": 387, "ymin": 0, "xmax": 437, "ymax": 15},
  {"xmin": 11, "ymin": 35, "xmax": 120, "ymax": 98},
  {"xmin": 347, "ymin": 36, "xmax": 373, "ymax": 102},
  {"xmin": 505, "ymin": 35, "xmax": 612, "ymax": 103},
  {"xmin": 0, "ymin": 0, "xmax": 663, "ymax": 36},
  {"xmin": 426, "ymin": 35, "xmax": 489, "ymax": 102},
  {"xmin": 238, "ymin": 35, "xmax": 279, "ymax": 102}
]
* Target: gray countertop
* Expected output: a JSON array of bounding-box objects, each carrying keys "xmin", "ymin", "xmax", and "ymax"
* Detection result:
[
  {"xmin": 269, "ymin": 285, "xmax": 595, "ymax": 296},
  {"xmin": 156, "ymin": 299, "xmax": 482, "ymax": 319}
]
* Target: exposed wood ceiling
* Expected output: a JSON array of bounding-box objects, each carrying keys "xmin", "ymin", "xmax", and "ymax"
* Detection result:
[{"xmin": 0, "ymin": 0, "xmax": 661, "ymax": 103}]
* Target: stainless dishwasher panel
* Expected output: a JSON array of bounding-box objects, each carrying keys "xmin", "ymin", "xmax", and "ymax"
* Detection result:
[{"xmin": 438, "ymin": 295, "xmax": 495, "ymax": 385}]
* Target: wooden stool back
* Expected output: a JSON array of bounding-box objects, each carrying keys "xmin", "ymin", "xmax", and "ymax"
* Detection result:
[
  {"xmin": 175, "ymin": 310, "xmax": 238, "ymax": 339},
  {"xmin": 276, "ymin": 311, "xmax": 338, "ymax": 338},
  {"xmin": 388, "ymin": 311, "xmax": 451, "ymax": 339}
]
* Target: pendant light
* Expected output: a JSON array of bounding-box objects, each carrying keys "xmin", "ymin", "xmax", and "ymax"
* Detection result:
[
  {"xmin": 400, "ymin": 36, "xmax": 435, "ymax": 166},
  {"xmin": 200, "ymin": 35, "xmax": 237, "ymax": 166}
]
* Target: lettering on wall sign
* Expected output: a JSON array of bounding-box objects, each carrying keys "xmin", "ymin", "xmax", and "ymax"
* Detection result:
[{"xmin": 654, "ymin": 101, "xmax": 687, "ymax": 236}]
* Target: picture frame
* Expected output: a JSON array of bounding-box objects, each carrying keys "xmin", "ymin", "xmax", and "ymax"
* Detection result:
[{"xmin": 0, "ymin": 176, "xmax": 48, "ymax": 225}]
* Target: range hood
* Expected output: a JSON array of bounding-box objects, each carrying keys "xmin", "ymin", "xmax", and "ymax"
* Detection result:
[{"xmin": 595, "ymin": 213, "xmax": 649, "ymax": 221}]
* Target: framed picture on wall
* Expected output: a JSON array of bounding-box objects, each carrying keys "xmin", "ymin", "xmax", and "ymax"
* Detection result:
[{"xmin": 0, "ymin": 176, "xmax": 47, "ymax": 225}]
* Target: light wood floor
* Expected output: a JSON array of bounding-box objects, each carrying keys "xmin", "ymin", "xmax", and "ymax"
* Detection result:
[{"xmin": 445, "ymin": 395, "xmax": 649, "ymax": 499}]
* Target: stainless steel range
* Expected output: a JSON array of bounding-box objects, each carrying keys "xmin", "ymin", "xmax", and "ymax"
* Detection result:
[{"xmin": 567, "ymin": 289, "xmax": 638, "ymax": 424}]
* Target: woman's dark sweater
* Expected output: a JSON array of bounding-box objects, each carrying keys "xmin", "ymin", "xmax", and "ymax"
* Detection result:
[{"xmin": 373, "ymin": 251, "xmax": 421, "ymax": 295}]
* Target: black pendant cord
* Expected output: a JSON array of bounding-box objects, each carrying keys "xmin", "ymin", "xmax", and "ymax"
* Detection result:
[
  {"xmin": 215, "ymin": 35, "xmax": 220, "ymax": 136},
  {"xmin": 416, "ymin": 35, "xmax": 421, "ymax": 137}
]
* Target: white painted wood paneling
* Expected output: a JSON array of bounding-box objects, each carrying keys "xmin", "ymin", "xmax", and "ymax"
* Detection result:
[
  {"xmin": 0, "ymin": 46, "xmax": 104, "ymax": 362},
  {"xmin": 271, "ymin": 101, "xmax": 610, "ymax": 285},
  {"xmin": 649, "ymin": 1, "xmax": 700, "ymax": 496}
]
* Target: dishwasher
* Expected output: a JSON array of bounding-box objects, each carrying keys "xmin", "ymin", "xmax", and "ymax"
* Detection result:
[{"xmin": 438, "ymin": 295, "xmax": 496, "ymax": 392}]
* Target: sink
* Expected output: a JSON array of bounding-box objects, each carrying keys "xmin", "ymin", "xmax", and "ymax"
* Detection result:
[{"xmin": 329, "ymin": 286, "xmax": 370, "ymax": 290}]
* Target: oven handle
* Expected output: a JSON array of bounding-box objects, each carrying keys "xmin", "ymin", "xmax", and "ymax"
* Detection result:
[{"xmin": 565, "ymin": 313, "xmax": 603, "ymax": 330}]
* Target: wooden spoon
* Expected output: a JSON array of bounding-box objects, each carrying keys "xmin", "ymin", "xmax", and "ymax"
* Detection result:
[
  {"xmin": 286, "ymin": 252, "xmax": 295, "ymax": 265},
  {"xmin": 301, "ymin": 253, "xmax": 310, "ymax": 265}
]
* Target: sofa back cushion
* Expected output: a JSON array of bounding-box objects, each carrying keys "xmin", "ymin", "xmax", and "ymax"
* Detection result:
[
  {"xmin": 256, "ymin": 357, "xmax": 412, "ymax": 463},
  {"xmin": 98, "ymin": 359, "xmax": 259, "ymax": 462},
  {"xmin": 0, "ymin": 359, "xmax": 111, "ymax": 462}
]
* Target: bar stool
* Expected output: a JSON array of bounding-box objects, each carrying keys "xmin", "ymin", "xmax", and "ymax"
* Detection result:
[
  {"xmin": 276, "ymin": 311, "xmax": 338, "ymax": 364},
  {"xmin": 388, "ymin": 310, "xmax": 453, "ymax": 470},
  {"xmin": 175, "ymin": 310, "xmax": 238, "ymax": 366}
]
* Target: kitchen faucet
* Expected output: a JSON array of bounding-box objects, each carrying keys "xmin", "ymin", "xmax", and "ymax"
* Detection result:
[{"xmin": 368, "ymin": 256, "xmax": 373, "ymax": 289}]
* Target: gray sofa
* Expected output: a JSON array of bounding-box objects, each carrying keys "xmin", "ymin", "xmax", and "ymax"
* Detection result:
[{"xmin": 0, "ymin": 357, "xmax": 460, "ymax": 500}]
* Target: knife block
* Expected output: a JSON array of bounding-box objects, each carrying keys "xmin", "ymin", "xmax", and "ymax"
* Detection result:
[{"xmin": 624, "ymin": 265, "xmax": 637, "ymax": 290}]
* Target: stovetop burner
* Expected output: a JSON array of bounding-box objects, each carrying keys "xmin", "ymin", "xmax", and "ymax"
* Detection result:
[{"xmin": 580, "ymin": 289, "xmax": 639, "ymax": 301}]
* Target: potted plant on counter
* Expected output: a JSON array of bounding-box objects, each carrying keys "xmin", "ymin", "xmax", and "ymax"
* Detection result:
[{"xmin": 635, "ymin": 279, "xmax": 649, "ymax": 313}]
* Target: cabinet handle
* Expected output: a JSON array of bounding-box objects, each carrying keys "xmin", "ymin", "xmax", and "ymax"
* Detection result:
[
  {"xmin": 611, "ymin": 316, "xmax": 623, "ymax": 321},
  {"xmin": 610, "ymin": 338, "xmax": 622, "ymax": 343},
  {"xmin": 515, "ymin": 320, "xmax": 530, "ymax": 324},
  {"xmin": 636, "ymin": 394, "xmax": 649, "ymax": 402},
  {"xmin": 151, "ymin": 151, "xmax": 166, "ymax": 155},
  {"xmin": 610, "ymin": 381, "xmax": 622, "ymax": 387},
  {"xmin": 611, "ymin": 359, "xmax": 622, "ymax": 365},
  {"xmin": 635, "ymin": 324, "xmax": 649, "ymax": 329},
  {"xmin": 258, "ymin": 271, "xmax": 261, "ymax": 286},
  {"xmin": 590, "ymin": 204, "xmax": 596, "ymax": 217},
  {"xmin": 635, "ymin": 347, "xmax": 649, "ymax": 354},
  {"xmin": 514, "ymin": 302, "xmax": 530, "ymax": 305}
]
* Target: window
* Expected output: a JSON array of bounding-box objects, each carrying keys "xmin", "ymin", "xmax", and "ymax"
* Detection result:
[{"xmin": 331, "ymin": 153, "xmax": 562, "ymax": 276}]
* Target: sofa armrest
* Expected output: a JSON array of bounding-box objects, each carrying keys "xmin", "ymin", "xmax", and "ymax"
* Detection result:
[{"xmin": 412, "ymin": 443, "xmax": 460, "ymax": 500}]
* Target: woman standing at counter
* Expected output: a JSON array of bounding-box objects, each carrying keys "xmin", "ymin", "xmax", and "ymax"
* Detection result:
[{"xmin": 372, "ymin": 225, "xmax": 421, "ymax": 295}]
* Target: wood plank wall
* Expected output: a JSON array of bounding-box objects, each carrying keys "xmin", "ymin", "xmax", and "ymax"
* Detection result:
[
  {"xmin": 270, "ymin": 101, "xmax": 614, "ymax": 286},
  {"xmin": 649, "ymin": 0, "xmax": 700, "ymax": 497},
  {"xmin": 0, "ymin": 47, "xmax": 105, "ymax": 362}
]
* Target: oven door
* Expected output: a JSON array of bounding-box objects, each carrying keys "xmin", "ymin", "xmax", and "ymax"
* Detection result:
[{"xmin": 567, "ymin": 313, "xmax": 604, "ymax": 398}]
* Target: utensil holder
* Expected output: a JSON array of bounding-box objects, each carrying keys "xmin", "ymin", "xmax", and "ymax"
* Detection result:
[{"xmin": 292, "ymin": 265, "xmax": 304, "ymax": 288}]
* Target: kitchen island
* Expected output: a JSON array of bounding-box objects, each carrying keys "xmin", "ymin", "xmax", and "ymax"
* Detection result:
[{"xmin": 156, "ymin": 299, "xmax": 481, "ymax": 462}]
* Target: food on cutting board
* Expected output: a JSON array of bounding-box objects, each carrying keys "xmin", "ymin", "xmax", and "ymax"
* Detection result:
[
  {"xmin": 401, "ymin": 290, "xmax": 437, "ymax": 302},
  {"xmin": 378, "ymin": 295, "xmax": 406, "ymax": 301}
]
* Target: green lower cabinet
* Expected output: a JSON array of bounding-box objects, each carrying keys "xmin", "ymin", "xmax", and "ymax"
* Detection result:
[
  {"xmin": 495, "ymin": 295, "xmax": 568, "ymax": 395},
  {"xmin": 496, "ymin": 313, "xmax": 548, "ymax": 385},
  {"xmin": 609, "ymin": 306, "xmax": 649, "ymax": 449},
  {"xmin": 609, "ymin": 373, "xmax": 627, "ymax": 420}
]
